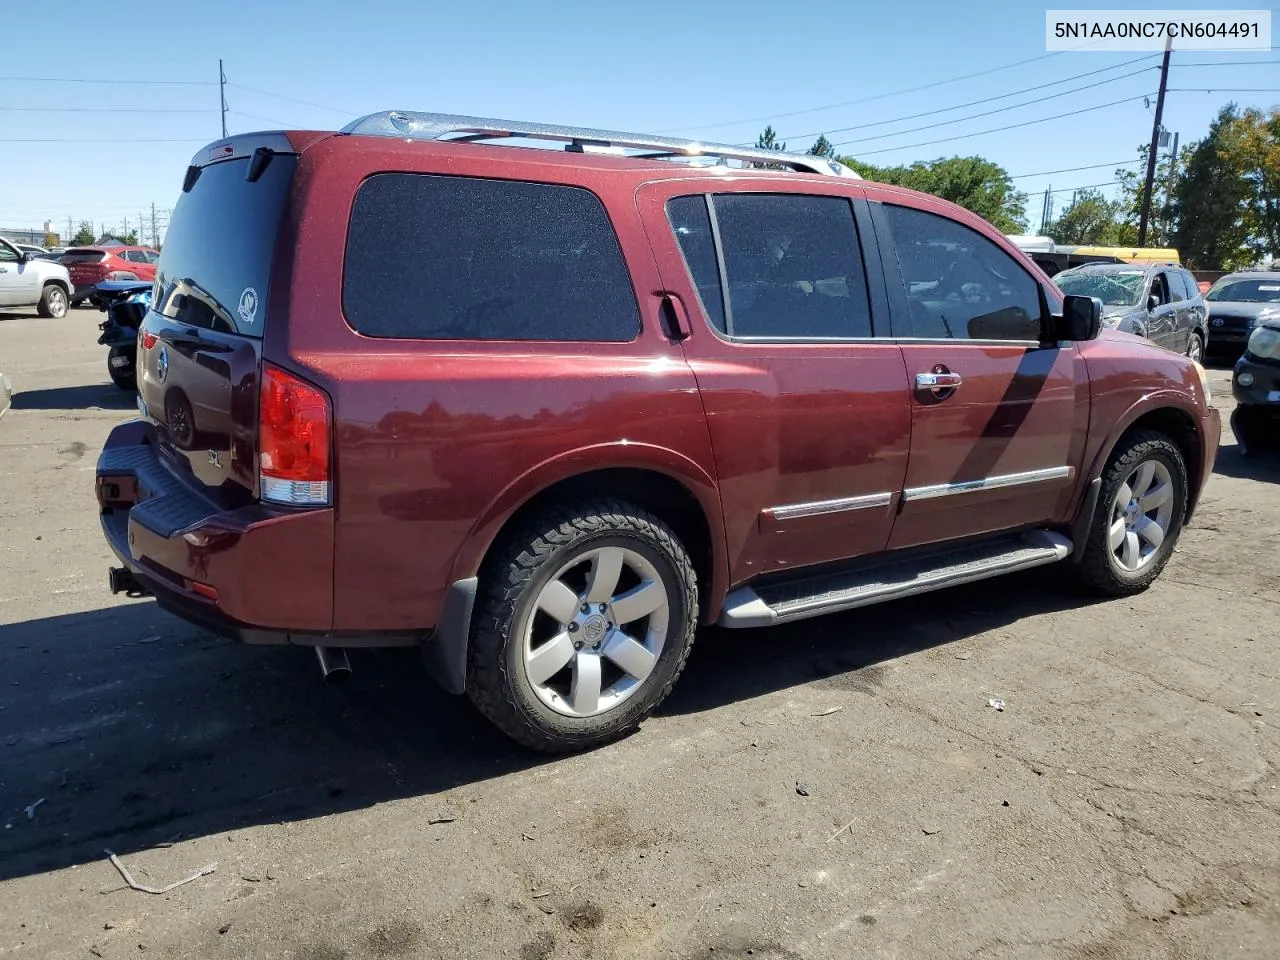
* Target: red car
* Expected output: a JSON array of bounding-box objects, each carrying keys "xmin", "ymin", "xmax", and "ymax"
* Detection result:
[
  {"xmin": 64, "ymin": 245, "xmax": 159, "ymax": 305},
  {"xmin": 96, "ymin": 114, "xmax": 1220, "ymax": 752}
]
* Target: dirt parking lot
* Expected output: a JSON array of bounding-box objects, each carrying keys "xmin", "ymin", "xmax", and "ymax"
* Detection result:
[{"xmin": 1, "ymin": 306, "xmax": 1278, "ymax": 960}]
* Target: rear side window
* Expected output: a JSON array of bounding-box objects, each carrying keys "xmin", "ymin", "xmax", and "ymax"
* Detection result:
[
  {"xmin": 343, "ymin": 174, "xmax": 640, "ymax": 342},
  {"xmin": 155, "ymin": 153, "xmax": 297, "ymax": 337},
  {"xmin": 669, "ymin": 193, "xmax": 871, "ymax": 339},
  {"xmin": 666, "ymin": 196, "xmax": 726, "ymax": 332},
  {"xmin": 882, "ymin": 204, "xmax": 1042, "ymax": 341},
  {"xmin": 1166, "ymin": 270, "xmax": 1187, "ymax": 301}
]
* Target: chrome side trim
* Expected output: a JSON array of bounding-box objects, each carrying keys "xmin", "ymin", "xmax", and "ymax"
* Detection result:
[
  {"xmin": 902, "ymin": 466, "xmax": 1071, "ymax": 502},
  {"xmin": 765, "ymin": 491, "xmax": 893, "ymax": 522}
]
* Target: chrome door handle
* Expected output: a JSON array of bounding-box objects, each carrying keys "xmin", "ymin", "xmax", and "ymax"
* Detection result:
[{"xmin": 916, "ymin": 371, "xmax": 962, "ymax": 393}]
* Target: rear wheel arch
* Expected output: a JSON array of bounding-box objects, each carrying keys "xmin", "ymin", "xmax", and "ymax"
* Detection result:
[{"xmin": 453, "ymin": 458, "xmax": 726, "ymax": 624}]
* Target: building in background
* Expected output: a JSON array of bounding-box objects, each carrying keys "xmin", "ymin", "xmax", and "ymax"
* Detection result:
[{"xmin": 0, "ymin": 222, "xmax": 59, "ymax": 247}]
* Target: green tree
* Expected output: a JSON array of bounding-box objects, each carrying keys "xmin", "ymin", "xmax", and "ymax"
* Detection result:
[
  {"xmin": 1045, "ymin": 189, "xmax": 1125, "ymax": 245},
  {"xmin": 755, "ymin": 126, "xmax": 786, "ymax": 152},
  {"xmin": 71, "ymin": 221, "xmax": 95, "ymax": 246},
  {"xmin": 807, "ymin": 135, "xmax": 835, "ymax": 159},
  {"xmin": 1172, "ymin": 104, "xmax": 1257, "ymax": 269},
  {"xmin": 1233, "ymin": 106, "xmax": 1280, "ymax": 259},
  {"xmin": 119, "ymin": 231, "xmax": 139, "ymax": 246},
  {"xmin": 839, "ymin": 155, "xmax": 1028, "ymax": 233}
]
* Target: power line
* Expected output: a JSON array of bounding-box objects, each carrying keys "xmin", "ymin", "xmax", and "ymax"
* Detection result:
[
  {"xmin": 0, "ymin": 105, "xmax": 208, "ymax": 113},
  {"xmin": 225, "ymin": 83, "xmax": 352, "ymax": 115},
  {"xmin": 1009, "ymin": 160, "xmax": 1138, "ymax": 180},
  {"xmin": 0, "ymin": 75, "xmax": 214, "ymax": 85},
  {"xmin": 229, "ymin": 109, "xmax": 301, "ymax": 127},
  {"xmin": 778, "ymin": 55, "xmax": 1157, "ymax": 141},
  {"xmin": 838, "ymin": 93, "xmax": 1154, "ymax": 156},
  {"xmin": 664, "ymin": 49, "xmax": 1087, "ymax": 134},
  {"xmin": 815, "ymin": 67, "xmax": 1155, "ymax": 148},
  {"xmin": 1166, "ymin": 87, "xmax": 1280, "ymax": 93},
  {"xmin": 1049, "ymin": 180, "xmax": 1122, "ymax": 194},
  {"xmin": 1177, "ymin": 59, "xmax": 1280, "ymax": 66}
]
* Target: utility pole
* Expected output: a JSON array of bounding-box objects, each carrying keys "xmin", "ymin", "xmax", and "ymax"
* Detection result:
[
  {"xmin": 1138, "ymin": 35, "xmax": 1173, "ymax": 247},
  {"xmin": 219, "ymin": 58, "xmax": 228, "ymax": 138},
  {"xmin": 150, "ymin": 203, "xmax": 158, "ymax": 249},
  {"xmin": 1162, "ymin": 131, "xmax": 1180, "ymax": 240},
  {"xmin": 65, "ymin": 216, "xmax": 72, "ymax": 245}
]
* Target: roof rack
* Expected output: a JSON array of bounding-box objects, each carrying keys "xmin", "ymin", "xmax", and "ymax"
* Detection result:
[{"xmin": 341, "ymin": 111, "xmax": 861, "ymax": 179}]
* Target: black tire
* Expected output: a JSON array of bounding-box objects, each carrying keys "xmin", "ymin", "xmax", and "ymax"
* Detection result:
[
  {"xmin": 1231, "ymin": 406, "xmax": 1268, "ymax": 457},
  {"xmin": 1075, "ymin": 430, "xmax": 1188, "ymax": 597},
  {"xmin": 1186, "ymin": 331, "xmax": 1204, "ymax": 363},
  {"xmin": 466, "ymin": 498, "xmax": 698, "ymax": 753},
  {"xmin": 107, "ymin": 347, "xmax": 136, "ymax": 390},
  {"xmin": 36, "ymin": 283, "xmax": 69, "ymax": 319}
]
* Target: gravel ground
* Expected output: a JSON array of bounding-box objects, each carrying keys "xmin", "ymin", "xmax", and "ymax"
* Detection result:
[{"xmin": 1, "ymin": 307, "xmax": 1278, "ymax": 960}]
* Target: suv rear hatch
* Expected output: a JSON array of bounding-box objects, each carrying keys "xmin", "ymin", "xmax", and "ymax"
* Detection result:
[
  {"xmin": 63, "ymin": 248, "xmax": 110, "ymax": 286},
  {"xmin": 137, "ymin": 136, "xmax": 311, "ymax": 509}
]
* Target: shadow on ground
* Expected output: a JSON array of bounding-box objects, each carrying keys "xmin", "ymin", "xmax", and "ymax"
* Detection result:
[
  {"xmin": 11, "ymin": 383, "xmax": 136, "ymax": 411},
  {"xmin": 0, "ymin": 569, "xmax": 1098, "ymax": 884},
  {"xmin": 1212, "ymin": 441, "xmax": 1280, "ymax": 483}
]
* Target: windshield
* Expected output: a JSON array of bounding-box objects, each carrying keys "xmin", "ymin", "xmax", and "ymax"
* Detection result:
[
  {"xmin": 1206, "ymin": 279, "xmax": 1280, "ymax": 303},
  {"xmin": 1055, "ymin": 271, "xmax": 1146, "ymax": 306},
  {"xmin": 154, "ymin": 152, "xmax": 296, "ymax": 337}
]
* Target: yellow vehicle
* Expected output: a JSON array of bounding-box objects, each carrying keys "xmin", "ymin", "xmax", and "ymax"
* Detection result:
[{"xmin": 1067, "ymin": 245, "xmax": 1180, "ymax": 265}]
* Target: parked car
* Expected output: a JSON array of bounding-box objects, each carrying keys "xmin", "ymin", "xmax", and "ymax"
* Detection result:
[
  {"xmin": 1204, "ymin": 271, "xmax": 1280, "ymax": 363},
  {"xmin": 1054, "ymin": 262, "xmax": 1208, "ymax": 361},
  {"xmin": 0, "ymin": 236, "xmax": 71, "ymax": 317},
  {"xmin": 64, "ymin": 245, "xmax": 159, "ymax": 305},
  {"xmin": 1230, "ymin": 314, "xmax": 1280, "ymax": 455},
  {"xmin": 92, "ymin": 280, "xmax": 153, "ymax": 390},
  {"xmin": 96, "ymin": 113, "xmax": 1220, "ymax": 753}
]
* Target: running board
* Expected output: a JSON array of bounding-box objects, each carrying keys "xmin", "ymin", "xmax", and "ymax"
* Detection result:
[{"xmin": 719, "ymin": 530, "xmax": 1073, "ymax": 628}]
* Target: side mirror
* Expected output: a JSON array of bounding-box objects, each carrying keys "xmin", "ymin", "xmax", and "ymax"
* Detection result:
[
  {"xmin": 1147, "ymin": 295, "xmax": 1159, "ymax": 313},
  {"xmin": 1049, "ymin": 294, "xmax": 1102, "ymax": 342},
  {"xmin": 15, "ymin": 251, "xmax": 28, "ymax": 264}
]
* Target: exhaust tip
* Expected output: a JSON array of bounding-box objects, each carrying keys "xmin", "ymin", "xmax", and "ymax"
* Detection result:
[{"xmin": 315, "ymin": 646, "xmax": 352, "ymax": 683}]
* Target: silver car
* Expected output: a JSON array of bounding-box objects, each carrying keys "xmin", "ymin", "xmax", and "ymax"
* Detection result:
[
  {"xmin": 0, "ymin": 236, "xmax": 72, "ymax": 318},
  {"xmin": 1054, "ymin": 262, "xmax": 1208, "ymax": 361}
]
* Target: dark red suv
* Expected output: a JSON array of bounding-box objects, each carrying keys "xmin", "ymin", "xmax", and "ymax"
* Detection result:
[{"xmin": 96, "ymin": 112, "xmax": 1220, "ymax": 751}]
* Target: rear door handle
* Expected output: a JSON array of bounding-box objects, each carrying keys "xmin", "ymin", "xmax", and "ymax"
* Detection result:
[{"xmin": 915, "ymin": 370, "xmax": 962, "ymax": 395}]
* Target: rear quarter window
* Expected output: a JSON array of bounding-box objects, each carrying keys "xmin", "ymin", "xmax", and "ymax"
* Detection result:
[{"xmin": 342, "ymin": 174, "xmax": 640, "ymax": 342}]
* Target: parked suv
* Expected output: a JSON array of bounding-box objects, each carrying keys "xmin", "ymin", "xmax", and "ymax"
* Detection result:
[
  {"xmin": 96, "ymin": 113, "xmax": 1220, "ymax": 752},
  {"xmin": 64, "ymin": 245, "xmax": 159, "ymax": 305},
  {"xmin": 0, "ymin": 236, "xmax": 71, "ymax": 317},
  {"xmin": 1055, "ymin": 262, "xmax": 1208, "ymax": 361}
]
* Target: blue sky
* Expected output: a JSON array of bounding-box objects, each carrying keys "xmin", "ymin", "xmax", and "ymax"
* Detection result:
[{"xmin": 1, "ymin": 0, "xmax": 1276, "ymax": 241}]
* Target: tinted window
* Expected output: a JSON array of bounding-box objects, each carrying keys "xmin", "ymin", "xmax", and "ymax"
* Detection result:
[
  {"xmin": 1183, "ymin": 270, "xmax": 1203, "ymax": 298},
  {"xmin": 712, "ymin": 194, "xmax": 871, "ymax": 339},
  {"xmin": 344, "ymin": 175, "xmax": 639, "ymax": 342},
  {"xmin": 1149, "ymin": 273, "xmax": 1170, "ymax": 306},
  {"xmin": 1165, "ymin": 270, "xmax": 1186, "ymax": 301},
  {"xmin": 0, "ymin": 241, "xmax": 18, "ymax": 263},
  {"xmin": 155, "ymin": 153, "xmax": 297, "ymax": 337},
  {"xmin": 667, "ymin": 196, "xmax": 726, "ymax": 332},
  {"xmin": 883, "ymin": 204, "xmax": 1042, "ymax": 341},
  {"xmin": 1207, "ymin": 278, "xmax": 1280, "ymax": 303}
]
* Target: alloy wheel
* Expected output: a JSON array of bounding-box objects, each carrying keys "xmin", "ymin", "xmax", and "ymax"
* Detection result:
[{"xmin": 1108, "ymin": 458, "xmax": 1175, "ymax": 572}]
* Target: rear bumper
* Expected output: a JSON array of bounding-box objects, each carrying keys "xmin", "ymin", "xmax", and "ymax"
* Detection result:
[
  {"xmin": 96, "ymin": 419, "xmax": 340, "ymax": 639},
  {"xmin": 1232, "ymin": 355, "xmax": 1280, "ymax": 407}
]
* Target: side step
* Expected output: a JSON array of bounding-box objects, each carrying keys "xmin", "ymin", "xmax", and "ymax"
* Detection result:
[{"xmin": 719, "ymin": 530, "xmax": 1073, "ymax": 628}]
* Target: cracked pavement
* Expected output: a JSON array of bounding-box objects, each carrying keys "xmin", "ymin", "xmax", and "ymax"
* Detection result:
[{"xmin": 1, "ymin": 308, "xmax": 1278, "ymax": 959}]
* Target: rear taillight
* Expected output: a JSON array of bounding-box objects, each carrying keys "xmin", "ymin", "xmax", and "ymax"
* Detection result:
[
  {"xmin": 141, "ymin": 331, "xmax": 157, "ymax": 349},
  {"xmin": 258, "ymin": 363, "xmax": 331, "ymax": 506}
]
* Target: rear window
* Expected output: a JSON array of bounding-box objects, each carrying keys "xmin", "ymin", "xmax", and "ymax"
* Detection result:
[
  {"xmin": 153, "ymin": 153, "xmax": 297, "ymax": 337},
  {"xmin": 343, "ymin": 174, "xmax": 640, "ymax": 341},
  {"xmin": 62, "ymin": 249, "xmax": 107, "ymax": 262}
]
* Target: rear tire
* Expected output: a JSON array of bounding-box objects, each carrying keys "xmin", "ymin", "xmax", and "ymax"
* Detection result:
[
  {"xmin": 1186, "ymin": 331, "xmax": 1204, "ymax": 363},
  {"xmin": 1075, "ymin": 430, "xmax": 1188, "ymax": 597},
  {"xmin": 466, "ymin": 498, "xmax": 698, "ymax": 753},
  {"xmin": 36, "ymin": 283, "xmax": 68, "ymax": 319},
  {"xmin": 107, "ymin": 347, "xmax": 135, "ymax": 390}
]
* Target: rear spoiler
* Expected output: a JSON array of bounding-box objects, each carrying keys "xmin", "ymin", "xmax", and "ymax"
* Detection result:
[{"xmin": 183, "ymin": 133, "xmax": 301, "ymax": 192}]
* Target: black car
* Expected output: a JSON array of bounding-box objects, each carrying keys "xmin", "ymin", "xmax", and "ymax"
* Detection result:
[
  {"xmin": 1205, "ymin": 272, "xmax": 1280, "ymax": 363},
  {"xmin": 1055, "ymin": 262, "xmax": 1208, "ymax": 361},
  {"xmin": 1232, "ymin": 314, "xmax": 1280, "ymax": 455}
]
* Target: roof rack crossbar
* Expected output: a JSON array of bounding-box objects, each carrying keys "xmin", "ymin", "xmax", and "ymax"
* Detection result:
[{"xmin": 341, "ymin": 111, "xmax": 861, "ymax": 179}]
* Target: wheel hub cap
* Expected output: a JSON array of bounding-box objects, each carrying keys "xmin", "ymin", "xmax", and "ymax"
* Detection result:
[{"xmin": 1108, "ymin": 458, "xmax": 1175, "ymax": 572}]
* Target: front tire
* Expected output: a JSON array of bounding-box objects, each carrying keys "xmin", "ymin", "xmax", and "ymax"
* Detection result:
[
  {"xmin": 466, "ymin": 499, "xmax": 698, "ymax": 753},
  {"xmin": 1075, "ymin": 430, "xmax": 1188, "ymax": 597},
  {"xmin": 36, "ymin": 283, "xmax": 68, "ymax": 319}
]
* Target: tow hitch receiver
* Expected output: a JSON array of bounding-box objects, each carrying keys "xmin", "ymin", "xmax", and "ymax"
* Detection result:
[{"xmin": 109, "ymin": 567, "xmax": 150, "ymax": 598}]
